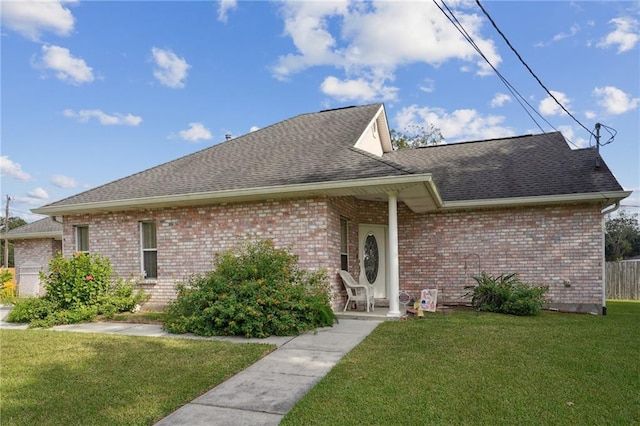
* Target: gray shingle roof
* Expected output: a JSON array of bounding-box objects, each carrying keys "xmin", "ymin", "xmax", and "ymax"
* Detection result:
[
  {"xmin": 35, "ymin": 105, "xmax": 625, "ymax": 213},
  {"xmin": 41, "ymin": 104, "xmax": 407, "ymax": 209},
  {"xmin": 2, "ymin": 217, "xmax": 62, "ymax": 239},
  {"xmin": 383, "ymin": 132, "xmax": 624, "ymax": 201}
]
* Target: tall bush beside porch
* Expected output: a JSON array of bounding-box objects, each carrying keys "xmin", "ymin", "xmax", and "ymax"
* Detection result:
[{"xmin": 164, "ymin": 239, "xmax": 335, "ymax": 338}]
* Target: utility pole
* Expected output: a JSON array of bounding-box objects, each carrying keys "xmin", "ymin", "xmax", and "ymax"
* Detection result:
[
  {"xmin": 3, "ymin": 195, "xmax": 10, "ymax": 268},
  {"xmin": 594, "ymin": 123, "xmax": 601, "ymax": 169}
]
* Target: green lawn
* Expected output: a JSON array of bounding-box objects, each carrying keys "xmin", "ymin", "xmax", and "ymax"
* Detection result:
[
  {"xmin": 0, "ymin": 330, "xmax": 274, "ymax": 426},
  {"xmin": 282, "ymin": 301, "xmax": 640, "ymax": 425}
]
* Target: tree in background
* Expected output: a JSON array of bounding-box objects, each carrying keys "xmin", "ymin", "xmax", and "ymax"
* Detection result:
[
  {"xmin": 390, "ymin": 124, "xmax": 443, "ymax": 150},
  {"xmin": 1, "ymin": 216, "xmax": 27, "ymax": 267},
  {"xmin": 605, "ymin": 211, "xmax": 640, "ymax": 261}
]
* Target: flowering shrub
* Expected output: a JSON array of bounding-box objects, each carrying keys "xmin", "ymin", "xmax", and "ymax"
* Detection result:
[
  {"xmin": 0, "ymin": 269, "xmax": 16, "ymax": 300},
  {"xmin": 43, "ymin": 252, "xmax": 112, "ymax": 309},
  {"xmin": 7, "ymin": 252, "xmax": 147, "ymax": 327},
  {"xmin": 164, "ymin": 239, "xmax": 335, "ymax": 338}
]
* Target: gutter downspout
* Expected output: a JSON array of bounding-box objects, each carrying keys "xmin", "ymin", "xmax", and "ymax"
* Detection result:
[{"xmin": 600, "ymin": 201, "xmax": 621, "ymax": 316}]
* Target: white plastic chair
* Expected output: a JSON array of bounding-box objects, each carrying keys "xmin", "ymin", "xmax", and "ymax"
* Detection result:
[{"xmin": 339, "ymin": 270, "xmax": 375, "ymax": 312}]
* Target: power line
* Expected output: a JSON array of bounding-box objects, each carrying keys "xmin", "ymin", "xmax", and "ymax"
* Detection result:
[
  {"xmin": 433, "ymin": 0, "xmax": 581, "ymax": 148},
  {"xmin": 432, "ymin": 0, "xmax": 543, "ymax": 132},
  {"xmin": 475, "ymin": 0, "xmax": 595, "ymax": 138}
]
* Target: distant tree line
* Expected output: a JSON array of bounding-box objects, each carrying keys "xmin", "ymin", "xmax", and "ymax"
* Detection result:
[
  {"xmin": 390, "ymin": 124, "xmax": 443, "ymax": 150},
  {"xmin": 605, "ymin": 211, "xmax": 640, "ymax": 261}
]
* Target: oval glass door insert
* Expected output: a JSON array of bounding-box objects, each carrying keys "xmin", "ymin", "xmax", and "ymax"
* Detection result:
[{"xmin": 363, "ymin": 233, "xmax": 379, "ymax": 284}]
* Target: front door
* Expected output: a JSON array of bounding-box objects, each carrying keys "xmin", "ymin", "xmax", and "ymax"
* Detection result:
[{"xmin": 359, "ymin": 224, "xmax": 387, "ymax": 299}]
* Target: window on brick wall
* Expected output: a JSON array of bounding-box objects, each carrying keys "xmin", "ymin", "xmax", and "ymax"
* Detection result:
[
  {"xmin": 140, "ymin": 221, "xmax": 157, "ymax": 279},
  {"xmin": 75, "ymin": 225, "xmax": 89, "ymax": 253},
  {"xmin": 340, "ymin": 217, "xmax": 349, "ymax": 271}
]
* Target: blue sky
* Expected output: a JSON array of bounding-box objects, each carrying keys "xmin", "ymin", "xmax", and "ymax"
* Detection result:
[{"xmin": 1, "ymin": 0, "xmax": 639, "ymax": 222}]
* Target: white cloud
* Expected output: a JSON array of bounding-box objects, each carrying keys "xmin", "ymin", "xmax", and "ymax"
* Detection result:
[
  {"xmin": 151, "ymin": 47, "xmax": 190, "ymax": 88},
  {"xmin": 320, "ymin": 75, "xmax": 398, "ymax": 102},
  {"xmin": 27, "ymin": 187, "xmax": 49, "ymax": 200},
  {"xmin": 250, "ymin": 126, "xmax": 260, "ymax": 132},
  {"xmin": 593, "ymin": 86, "xmax": 639, "ymax": 115},
  {"xmin": 51, "ymin": 174, "xmax": 78, "ymax": 188},
  {"xmin": 419, "ymin": 78, "xmax": 435, "ymax": 94},
  {"xmin": 558, "ymin": 125, "xmax": 588, "ymax": 148},
  {"xmin": 218, "ymin": 0, "xmax": 237, "ymax": 23},
  {"xmin": 0, "ymin": 156, "xmax": 31, "ymax": 181},
  {"xmin": 272, "ymin": 1, "xmax": 501, "ymax": 101},
  {"xmin": 179, "ymin": 123, "xmax": 212, "ymax": 142},
  {"xmin": 490, "ymin": 93, "xmax": 511, "ymax": 108},
  {"xmin": 39, "ymin": 44, "xmax": 94, "ymax": 85},
  {"xmin": 0, "ymin": 0, "xmax": 75, "ymax": 41},
  {"xmin": 12, "ymin": 195, "xmax": 48, "ymax": 207},
  {"xmin": 539, "ymin": 90, "xmax": 572, "ymax": 116},
  {"xmin": 63, "ymin": 109, "xmax": 142, "ymax": 126},
  {"xmin": 275, "ymin": 1, "xmax": 500, "ymax": 77},
  {"xmin": 395, "ymin": 105, "xmax": 515, "ymax": 143},
  {"xmin": 552, "ymin": 24, "xmax": 580, "ymax": 42},
  {"xmin": 584, "ymin": 110, "xmax": 597, "ymax": 120},
  {"xmin": 597, "ymin": 17, "xmax": 639, "ymax": 53}
]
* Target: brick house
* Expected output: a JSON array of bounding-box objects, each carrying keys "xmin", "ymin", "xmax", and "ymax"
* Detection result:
[
  {"xmin": 18, "ymin": 104, "xmax": 629, "ymax": 314},
  {"xmin": 2, "ymin": 217, "xmax": 62, "ymax": 296}
]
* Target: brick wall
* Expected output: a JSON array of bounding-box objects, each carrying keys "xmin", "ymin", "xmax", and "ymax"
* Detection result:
[
  {"xmin": 335, "ymin": 199, "xmax": 604, "ymax": 311},
  {"xmin": 62, "ymin": 198, "xmax": 333, "ymax": 305},
  {"xmin": 13, "ymin": 239, "xmax": 62, "ymax": 277},
  {"xmin": 396, "ymin": 203, "xmax": 604, "ymax": 309},
  {"xmin": 327, "ymin": 197, "xmax": 360, "ymax": 307},
  {"xmin": 58, "ymin": 195, "xmax": 606, "ymax": 312}
]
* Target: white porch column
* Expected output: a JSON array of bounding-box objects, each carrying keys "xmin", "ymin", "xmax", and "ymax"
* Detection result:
[{"xmin": 387, "ymin": 191, "xmax": 401, "ymax": 318}]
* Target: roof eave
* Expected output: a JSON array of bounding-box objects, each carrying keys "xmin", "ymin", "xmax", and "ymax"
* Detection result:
[
  {"xmin": 440, "ymin": 190, "xmax": 632, "ymax": 211},
  {"xmin": 32, "ymin": 174, "xmax": 442, "ymax": 215},
  {"xmin": 1, "ymin": 232, "xmax": 62, "ymax": 240}
]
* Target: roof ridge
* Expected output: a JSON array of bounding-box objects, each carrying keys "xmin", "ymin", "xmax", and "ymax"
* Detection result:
[
  {"xmin": 413, "ymin": 131, "xmax": 562, "ymax": 150},
  {"xmin": 317, "ymin": 103, "xmax": 381, "ymax": 114}
]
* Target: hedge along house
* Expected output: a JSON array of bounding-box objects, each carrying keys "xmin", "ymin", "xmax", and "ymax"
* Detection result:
[{"xmin": 31, "ymin": 104, "xmax": 630, "ymax": 315}]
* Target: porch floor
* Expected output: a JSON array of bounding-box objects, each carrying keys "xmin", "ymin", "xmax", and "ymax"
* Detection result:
[
  {"xmin": 335, "ymin": 306, "xmax": 392, "ymax": 320},
  {"xmin": 335, "ymin": 303, "xmax": 460, "ymax": 321}
]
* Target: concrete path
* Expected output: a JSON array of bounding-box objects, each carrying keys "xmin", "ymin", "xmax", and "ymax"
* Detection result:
[{"xmin": 0, "ymin": 306, "xmax": 380, "ymax": 425}]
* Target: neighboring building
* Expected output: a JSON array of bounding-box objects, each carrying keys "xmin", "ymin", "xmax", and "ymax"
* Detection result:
[
  {"xmin": 1, "ymin": 217, "xmax": 62, "ymax": 296},
  {"xmin": 25, "ymin": 104, "xmax": 629, "ymax": 314}
]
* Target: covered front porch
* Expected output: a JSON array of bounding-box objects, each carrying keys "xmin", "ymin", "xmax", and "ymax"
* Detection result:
[{"xmin": 328, "ymin": 174, "xmax": 443, "ymax": 318}]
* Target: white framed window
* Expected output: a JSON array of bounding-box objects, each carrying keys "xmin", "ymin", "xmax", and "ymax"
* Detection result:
[
  {"xmin": 140, "ymin": 221, "xmax": 157, "ymax": 279},
  {"xmin": 340, "ymin": 217, "xmax": 349, "ymax": 271},
  {"xmin": 75, "ymin": 225, "xmax": 89, "ymax": 253}
]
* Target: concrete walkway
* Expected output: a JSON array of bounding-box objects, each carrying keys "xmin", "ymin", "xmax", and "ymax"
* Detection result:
[{"xmin": 0, "ymin": 306, "xmax": 380, "ymax": 425}]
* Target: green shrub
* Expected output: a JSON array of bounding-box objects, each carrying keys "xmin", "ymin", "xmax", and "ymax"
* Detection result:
[
  {"xmin": 164, "ymin": 239, "xmax": 335, "ymax": 338},
  {"xmin": 465, "ymin": 272, "xmax": 548, "ymax": 316},
  {"xmin": 0, "ymin": 269, "xmax": 13, "ymax": 286},
  {"xmin": 97, "ymin": 278, "xmax": 150, "ymax": 319},
  {"xmin": 30, "ymin": 305, "xmax": 99, "ymax": 328},
  {"xmin": 42, "ymin": 252, "xmax": 112, "ymax": 308},
  {"xmin": 0, "ymin": 269, "xmax": 16, "ymax": 301},
  {"xmin": 7, "ymin": 253, "xmax": 147, "ymax": 327},
  {"xmin": 6, "ymin": 297, "xmax": 58, "ymax": 323}
]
